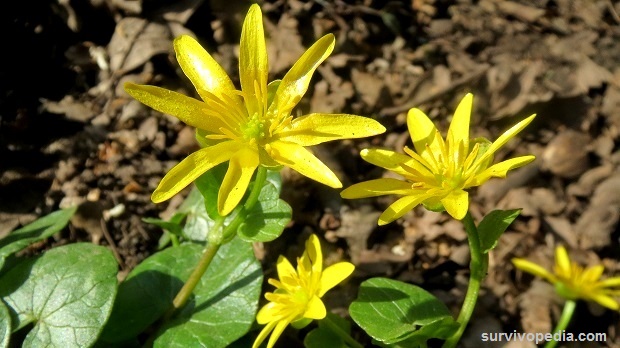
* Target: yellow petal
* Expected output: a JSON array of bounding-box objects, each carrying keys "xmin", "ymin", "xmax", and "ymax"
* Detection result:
[
  {"xmin": 360, "ymin": 149, "xmax": 417, "ymax": 178},
  {"xmin": 303, "ymin": 295, "xmax": 327, "ymax": 319},
  {"xmin": 217, "ymin": 146, "xmax": 259, "ymax": 215},
  {"xmin": 267, "ymin": 318, "xmax": 294, "ymax": 348},
  {"xmin": 581, "ymin": 265, "xmax": 604, "ymax": 283},
  {"xmin": 597, "ymin": 277, "xmax": 620, "ymax": 288},
  {"xmin": 270, "ymin": 34, "xmax": 335, "ymax": 118},
  {"xmin": 124, "ymin": 83, "xmax": 224, "ymax": 132},
  {"xmin": 340, "ymin": 178, "xmax": 416, "ymax": 199},
  {"xmin": 240, "ymin": 4, "xmax": 268, "ymax": 116},
  {"xmin": 554, "ymin": 245, "xmax": 572, "ymax": 278},
  {"xmin": 512, "ymin": 258, "xmax": 557, "ymax": 283},
  {"xmin": 407, "ymin": 108, "xmax": 441, "ymax": 156},
  {"xmin": 267, "ymin": 141, "xmax": 341, "ymax": 188},
  {"xmin": 252, "ymin": 320, "xmax": 278, "ymax": 348},
  {"xmin": 277, "ymin": 113, "xmax": 385, "ymax": 146},
  {"xmin": 256, "ymin": 302, "xmax": 279, "ymax": 324},
  {"xmin": 318, "ymin": 262, "xmax": 355, "ymax": 297},
  {"xmin": 474, "ymin": 114, "xmax": 536, "ymax": 168},
  {"xmin": 440, "ymin": 189, "xmax": 469, "ymax": 220},
  {"xmin": 305, "ymin": 234, "xmax": 322, "ymax": 273},
  {"xmin": 173, "ymin": 35, "xmax": 240, "ymax": 105},
  {"xmin": 276, "ymin": 255, "xmax": 297, "ymax": 285},
  {"xmin": 378, "ymin": 194, "xmax": 431, "ymax": 225},
  {"xmin": 447, "ymin": 93, "xmax": 472, "ymax": 155},
  {"xmin": 588, "ymin": 293, "xmax": 620, "ymax": 311},
  {"xmin": 470, "ymin": 155, "xmax": 536, "ymax": 186},
  {"xmin": 151, "ymin": 141, "xmax": 240, "ymax": 203}
]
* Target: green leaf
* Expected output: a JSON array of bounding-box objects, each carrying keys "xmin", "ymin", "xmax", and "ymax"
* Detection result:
[
  {"xmin": 193, "ymin": 166, "xmax": 290, "ymax": 243},
  {"xmin": 0, "ymin": 301, "xmax": 10, "ymax": 348},
  {"xmin": 99, "ymin": 243, "xmax": 201, "ymax": 343},
  {"xmin": 349, "ymin": 278, "xmax": 455, "ymax": 345},
  {"xmin": 177, "ymin": 188, "xmax": 216, "ymax": 241},
  {"xmin": 194, "ymin": 162, "xmax": 229, "ymax": 220},
  {"xmin": 101, "ymin": 238, "xmax": 261, "ymax": 346},
  {"xmin": 143, "ymin": 213, "xmax": 186, "ymax": 237},
  {"xmin": 237, "ymin": 180, "xmax": 292, "ymax": 242},
  {"xmin": 477, "ymin": 209, "xmax": 521, "ymax": 254},
  {"xmin": 0, "ymin": 206, "xmax": 77, "ymax": 269},
  {"xmin": 305, "ymin": 327, "xmax": 345, "ymax": 348},
  {"xmin": 375, "ymin": 317, "xmax": 459, "ymax": 347},
  {"xmin": 154, "ymin": 237, "xmax": 262, "ymax": 348},
  {"xmin": 0, "ymin": 243, "xmax": 117, "ymax": 348}
]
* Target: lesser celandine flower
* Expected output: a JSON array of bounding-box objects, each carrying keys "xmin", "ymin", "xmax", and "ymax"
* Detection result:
[
  {"xmin": 513, "ymin": 246, "xmax": 620, "ymax": 311},
  {"xmin": 341, "ymin": 93, "xmax": 535, "ymax": 224},
  {"xmin": 253, "ymin": 234, "xmax": 354, "ymax": 348},
  {"xmin": 125, "ymin": 4, "xmax": 385, "ymax": 215}
]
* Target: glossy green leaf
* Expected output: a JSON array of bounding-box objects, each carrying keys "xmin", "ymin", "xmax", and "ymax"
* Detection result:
[
  {"xmin": 194, "ymin": 166, "xmax": 290, "ymax": 243},
  {"xmin": 237, "ymin": 180, "xmax": 292, "ymax": 242},
  {"xmin": 0, "ymin": 206, "xmax": 77, "ymax": 269},
  {"xmin": 374, "ymin": 317, "xmax": 459, "ymax": 347},
  {"xmin": 194, "ymin": 163, "xmax": 229, "ymax": 220},
  {"xmin": 0, "ymin": 301, "xmax": 10, "ymax": 348},
  {"xmin": 178, "ymin": 188, "xmax": 215, "ymax": 241},
  {"xmin": 0, "ymin": 243, "xmax": 117, "ymax": 348},
  {"xmin": 99, "ymin": 243, "xmax": 200, "ymax": 343},
  {"xmin": 349, "ymin": 278, "xmax": 455, "ymax": 344},
  {"xmin": 153, "ymin": 237, "xmax": 262, "ymax": 348},
  {"xmin": 477, "ymin": 209, "xmax": 521, "ymax": 254}
]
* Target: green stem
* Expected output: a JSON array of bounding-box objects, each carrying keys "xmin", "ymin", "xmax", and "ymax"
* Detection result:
[
  {"xmin": 544, "ymin": 300, "xmax": 576, "ymax": 348},
  {"xmin": 167, "ymin": 166, "xmax": 269, "ymax": 317},
  {"xmin": 322, "ymin": 315, "xmax": 364, "ymax": 348},
  {"xmin": 443, "ymin": 212, "xmax": 489, "ymax": 348}
]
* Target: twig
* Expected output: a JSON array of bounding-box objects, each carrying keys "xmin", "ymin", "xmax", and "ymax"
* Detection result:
[
  {"xmin": 100, "ymin": 218, "xmax": 124, "ymax": 268},
  {"xmin": 380, "ymin": 65, "xmax": 489, "ymax": 116}
]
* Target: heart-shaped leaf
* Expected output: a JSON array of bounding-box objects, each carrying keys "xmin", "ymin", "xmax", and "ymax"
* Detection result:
[
  {"xmin": 237, "ymin": 180, "xmax": 291, "ymax": 242},
  {"xmin": 0, "ymin": 243, "xmax": 117, "ymax": 348},
  {"xmin": 349, "ymin": 278, "xmax": 456, "ymax": 345},
  {"xmin": 154, "ymin": 237, "xmax": 262, "ymax": 348}
]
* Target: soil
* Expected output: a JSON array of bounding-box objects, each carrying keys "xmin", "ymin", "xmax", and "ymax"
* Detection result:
[{"xmin": 1, "ymin": 0, "xmax": 620, "ymax": 347}]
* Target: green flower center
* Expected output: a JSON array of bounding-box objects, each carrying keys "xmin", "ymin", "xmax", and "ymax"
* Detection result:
[
  {"xmin": 241, "ymin": 113, "xmax": 267, "ymax": 141},
  {"xmin": 555, "ymin": 281, "xmax": 580, "ymax": 300}
]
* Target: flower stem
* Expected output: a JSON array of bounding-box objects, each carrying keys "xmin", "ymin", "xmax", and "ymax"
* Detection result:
[
  {"xmin": 544, "ymin": 300, "xmax": 576, "ymax": 348},
  {"xmin": 443, "ymin": 212, "xmax": 488, "ymax": 348},
  {"xmin": 167, "ymin": 166, "xmax": 269, "ymax": 317},
  {"xmin": 322, "ymin": 315, "xmax": 364, "ymax": 348}
]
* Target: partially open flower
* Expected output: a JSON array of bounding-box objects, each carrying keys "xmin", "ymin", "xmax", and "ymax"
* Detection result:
[
  {"xmin": 513, "ymin": 246, "xmax": 620, "ymax": 311},
  {"xmin": 125, "ymin": 4, "xmax": 385, "ymax": 216},
  {"xmin": 253, "ymin": 234, "xmax": 354, "ymax": 348},
  {"xmin": 341, "ymin": 93, "xmax": 535, "ymax": 224}
]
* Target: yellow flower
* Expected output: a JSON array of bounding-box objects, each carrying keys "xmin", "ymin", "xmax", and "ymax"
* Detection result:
[
  {"xmin": 253, "ymin": 234, "xmax": 354, "ymax": 348},
  {"xmin": 125, "ymin": 4, "xmax": 385, "ymax": 215},
  {"xmin": 341, "ymin": 93, "xmax": 535, "ymax": 224},
  {"xmin": 513, "ymin": 246, "xmax": 620, "ymax": 311}
]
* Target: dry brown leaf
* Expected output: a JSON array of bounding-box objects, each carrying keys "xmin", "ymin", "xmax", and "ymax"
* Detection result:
[
  {"xmin": 108, "ymin": 18, "xmax": 173, "ymax": 73},
  {"xmin": 265, "ymin": 13, "xmax": 305, "ymax": 75}
]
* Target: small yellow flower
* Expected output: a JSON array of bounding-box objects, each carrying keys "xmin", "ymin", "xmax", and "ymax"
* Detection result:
[
  {"xmin": 341, "ymin": 93, "xmax": 535, "ymax": 224},
  {"xmin": 125, "ymin": 4, "xmax": 385, "ymax": 215},
  {"xmin": 253, "ymin": 234, "xmax": 354, "ymax": 348},
  {"xmin": 513, "ymin": 246, "xmax": 620, "ymax": 311}
]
